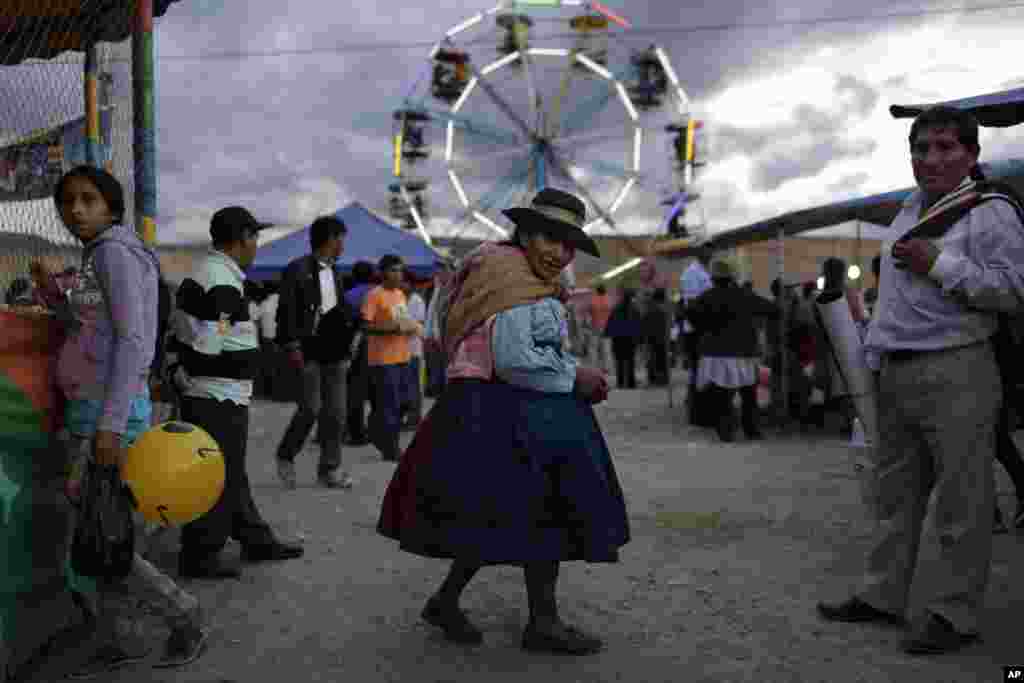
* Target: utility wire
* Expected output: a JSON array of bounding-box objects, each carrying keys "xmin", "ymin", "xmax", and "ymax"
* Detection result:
[{"xmin": 103, "ymin": 1, "xmax": 1024, "ymax": 62}]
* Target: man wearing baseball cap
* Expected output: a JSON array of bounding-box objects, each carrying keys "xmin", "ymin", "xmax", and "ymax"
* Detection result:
[{"xmin": 170, "ymin": 206, "xmax": 303, "ymax": 579}]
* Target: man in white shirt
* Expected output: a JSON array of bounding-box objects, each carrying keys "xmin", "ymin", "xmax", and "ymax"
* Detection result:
[
  {"xmin": 259, "ymin": 283, "xmax": 279, "ymax": 342},
  {"xmin": 275, "ymin": 216, "xmax": 358, "ymax": 490},
  {"xmin": 401, "ymin": 279, "xmax": 427, "ymax": 428},
  {"xmin": 818, "ymin": 106, "xmax": 1024, "ymax": 655},
  {"xmin": 679, "ymin": 245, "xmax": 713, "ymax": 424}
]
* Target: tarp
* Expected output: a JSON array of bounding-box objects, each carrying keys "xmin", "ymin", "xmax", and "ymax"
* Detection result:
[
  {"xmin": 0, "ymin": 311, "xmax": 89, "ymax": 674},
  {"xmin": 248, "ymin": 202, "xmax": 444, "ymax": 281},
  {"xmin": 666, "ymin": 157, "xmax": 1024, "ymax": 256},
  {"xmin": 890, "ymin": 86, "xmax": 1024, "ymax": 128}
]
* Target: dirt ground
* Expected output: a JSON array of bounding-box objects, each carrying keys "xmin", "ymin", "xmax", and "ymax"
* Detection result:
[{"xmin": 19, "ymin": 370, "xmax": 1024, "ymax": 683}]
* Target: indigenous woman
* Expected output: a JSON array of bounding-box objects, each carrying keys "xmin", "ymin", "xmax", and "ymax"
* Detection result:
[
  {"xmin": 35, "ymin": 167, "xmax": 206, "ymax": 677},
  {"xmin": 378, "ymin": 189, "xmax": 629, "ymax": 655}
]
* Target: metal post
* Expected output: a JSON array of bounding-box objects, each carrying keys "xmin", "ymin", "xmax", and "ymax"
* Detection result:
[
  {"xmin": 84, "ymin": 45, "xmax": 100, "ymax": 167},
  {"xmin": 775, "ymin": 226, "xmax": 788, "ymax": 427},
  {"xmin": 534, "ymin": 145, "xmax": 546, "ymax": 191},
  {"xmin": 133, "ymin": 0, "xmax": 156, "ymax": 245}
]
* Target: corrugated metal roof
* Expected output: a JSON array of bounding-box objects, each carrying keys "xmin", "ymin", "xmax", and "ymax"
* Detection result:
[{"xmin": 890, "ymin": 87, "xmax": 1024, "ymax": 128}]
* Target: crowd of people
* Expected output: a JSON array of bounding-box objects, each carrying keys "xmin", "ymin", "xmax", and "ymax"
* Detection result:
[{"xmin": 5, "ymin": 104, "xmax": 1024, "ymax": 676}]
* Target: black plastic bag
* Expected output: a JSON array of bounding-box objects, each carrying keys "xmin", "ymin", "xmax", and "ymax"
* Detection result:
[{"xmin": 70, "ymin": 462, "xmax": 135, "ymax": 579}]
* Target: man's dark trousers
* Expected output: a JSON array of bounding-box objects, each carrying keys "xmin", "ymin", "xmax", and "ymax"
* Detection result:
[
  {"xmin": 179, "ymin": 396, "xmax": 275, "ymax": 562},
  {"xmin": 684, "ymin": 335, "xmax": 700, "ymax": 423},
  {"xmin": 346, "ymin": 339, "xmax": 371, "ymax": 442},
  {"xmin": 402, "ymin": 356, "xmax": 423, "ymax": 422},
  {"xmin": 369, "ymin": 362, "xmax": 407, "ymax": 459},
  {"xmin": 276, "ymin": 359, "xmax": 346, "ymax": 476}
]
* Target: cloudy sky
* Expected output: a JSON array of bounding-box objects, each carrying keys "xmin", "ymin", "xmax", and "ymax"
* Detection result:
[{"xmin": 127, "ymin": 1, "xmax": 1024, "ymax": 244}]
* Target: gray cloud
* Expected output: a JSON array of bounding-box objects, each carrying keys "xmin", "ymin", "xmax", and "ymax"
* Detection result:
[
  {"xmin": 834, "ymin": 74, "xmax": 879, "ymax": 118},
  {"xmin": 134, "ymin": 1, "xmax": 1024, "ymax": 242},
  {"xmin": 752, "ymin": 136, "xmax": 876, "ymax": 192},
  {"xmin": 826, "ymin": 172, "xmax": 870, "ymax": 195}
]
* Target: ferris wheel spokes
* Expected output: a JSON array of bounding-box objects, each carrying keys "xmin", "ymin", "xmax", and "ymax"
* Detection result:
[
  {"xmin": 551, "ymin": 154, "xmax": 643, "ymax": 187},
  {"xmin": 457, "ymin": 171, "xmax": 533, "ymax": 231},
  {"xmin": 542, "ymin": 145, "xmax": 617, "ymax": 230},
  {"xmin": 403, "ymin": 101, "xmax": 523, "ymax": 147},
  {"xmin": 509, "ymin": 19, "xmax": 542, "ymax": 138},
  {"xmin": 558, "ymin": 86, "xmax": 615, "ymax": 138},
  {"xmin": 456, "ymin": 47, "xmax": 537, "ymax": 141}
]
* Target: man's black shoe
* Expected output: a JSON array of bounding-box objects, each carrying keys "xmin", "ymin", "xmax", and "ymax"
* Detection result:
[
  {"xmin": 241, "ymin": 541, "xmax": 304, "ymax": 563},
  {"xmin": 178, "ymin": 555, "xmax": 242, "ymax": 580},
  {"xmin": 816, "ymin": 597, "xmax": 906, "ymax": 626},
  {"xmin": 903, "ymin": 612, "xmax": 980, "ymax": 655}
]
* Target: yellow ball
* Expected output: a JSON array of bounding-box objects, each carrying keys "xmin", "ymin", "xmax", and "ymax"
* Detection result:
[{"xmin": 121, "ymin": 421, "xmax": 226, "ymax": 527}]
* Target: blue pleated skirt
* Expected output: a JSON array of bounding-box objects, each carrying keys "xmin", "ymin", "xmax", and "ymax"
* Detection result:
[{"xmin": 378, "ymin": 379, "xmax": 630, "ymax": 564}]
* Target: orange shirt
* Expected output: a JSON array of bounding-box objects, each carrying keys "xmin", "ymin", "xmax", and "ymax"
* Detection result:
[
  {"xmin": 589, "ymin": 293, "xmax": 613, "ymax": 333},
  {"xmin": 362, "ymin": 286, "xmax": 411, "ymax": 366}
]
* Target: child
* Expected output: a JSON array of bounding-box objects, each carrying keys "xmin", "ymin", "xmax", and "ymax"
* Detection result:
[{"xmin": 37, "ymin": 166, "xmax": 207, "ymax": 677}]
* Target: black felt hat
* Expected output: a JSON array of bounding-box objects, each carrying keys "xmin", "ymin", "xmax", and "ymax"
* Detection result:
[{"xmin": 502, "ymin": 188, "xmax": 601, "ymax": 258}]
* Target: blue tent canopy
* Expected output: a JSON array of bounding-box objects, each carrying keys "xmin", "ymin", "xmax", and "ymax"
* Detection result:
[
  {"xmin": 890, "ymin": 87, "xmax": 1024, "ymax": 128},
  {"xmin": 248, "ymin": 202, "xmax": 443, "ymax": 281}
]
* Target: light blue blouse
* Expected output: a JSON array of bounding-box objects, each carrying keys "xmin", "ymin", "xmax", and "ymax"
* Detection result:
[{"xmin": 492, "ymin": 298, "xmax": 578, "ymax": 393}]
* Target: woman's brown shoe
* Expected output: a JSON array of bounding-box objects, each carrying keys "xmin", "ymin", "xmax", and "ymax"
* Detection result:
[
  {"xmin": 522, "ymin": 623, "xmax": 603, "ymax": 655},
  {"xmin": 421, "ymin": 599, "xmax": 483, "ymax": 645}
]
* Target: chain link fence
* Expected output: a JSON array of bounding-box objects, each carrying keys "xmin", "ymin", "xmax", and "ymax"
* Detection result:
[{"xmin": 0, "ymin": 38, "xmax": 134, "ymax": 298}]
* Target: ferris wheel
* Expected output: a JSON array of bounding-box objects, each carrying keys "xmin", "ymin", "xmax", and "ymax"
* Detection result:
[{"xmin": 385, "ymin": 0, "xmax": 704, "ymax": 247}]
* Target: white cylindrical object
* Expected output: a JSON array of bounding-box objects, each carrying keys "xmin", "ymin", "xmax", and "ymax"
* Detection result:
[
  {"xmin": 447, "ymin": 13, "xmax": 483, "ymax": 38},
  {"xmin": 575, "ymin": 53, "xmax": 612, "ymax": 80},
  {"xmin": 447, "ymin": 169, "xmax": 469, "ymax": 207},
  {"xmin": 609, "ymin": 177, "xmax": 636, "ymax": 213},
  {"xmin": 633, "ymin": 126, "xmax": 643, "ymax": 172},
  {"xmin": 616, "ymin": 82, "xmax": 639, "ymax": 121},
  {"xmin": 451, "ymin": 77, "xmax": 478, "ymax": 113},
  {"xmin": 675, "ymin": 86, "xmax": 690, "ymax": 115},
  {"xmin": 528, "ymin": 48, "xmax": 570, "ymax": 57},
  {"xmin": 481, "ymin": 52, "xmax": 520, "ymax": 75},
  {"xmin": 473, "ymin": 211, "xmax": 508, "ymax": 237},
  {"xmin": 655, "ymin": 46, "xmax": 680, "ymax": 87},
  {"xmin": 815, "ymin": 292, "xmax": 878, "ymax": 445}
]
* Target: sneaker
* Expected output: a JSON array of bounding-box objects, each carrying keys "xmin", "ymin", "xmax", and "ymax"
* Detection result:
[
  {"xmin": 276, "ymin": 459, "xmax": 297, "ymax": 490},
  {"xmin": 67, "ymin": 644, "xmax": 149, "ymax": 679},
  {"xmin": 153, "ymin": 623, "xmax": 209, "ymax": 669}
]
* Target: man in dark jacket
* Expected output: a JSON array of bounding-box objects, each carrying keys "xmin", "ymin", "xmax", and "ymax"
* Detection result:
[
  {"xmin": 642, "ymin": 288, "xmax": 672, "ymax": 386},
  {"xmin": 688, "ymin": 258, "xmax": 779, "ymax": 441},
  {"xmin": 274, "ymin": 216, "xmax": 360, "ymax": 489}
]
